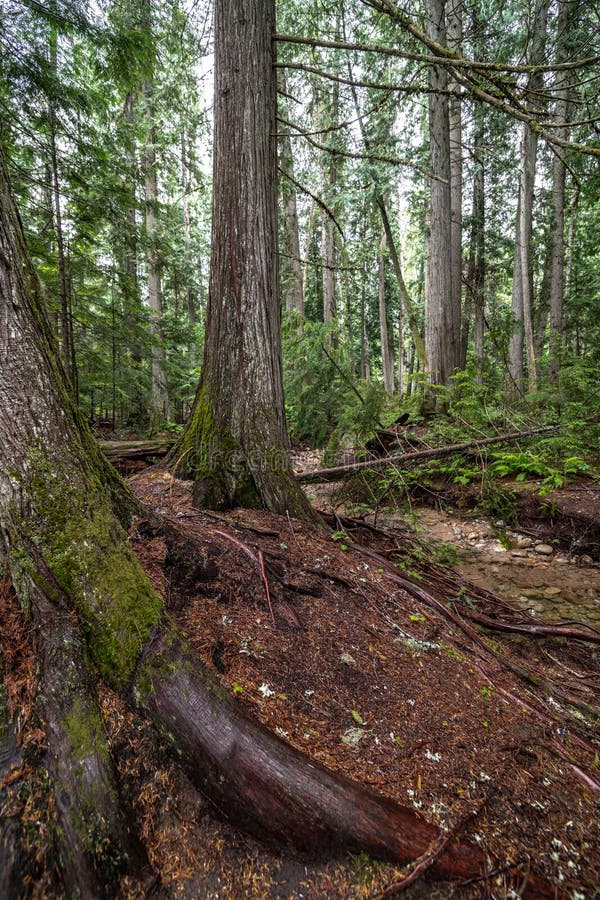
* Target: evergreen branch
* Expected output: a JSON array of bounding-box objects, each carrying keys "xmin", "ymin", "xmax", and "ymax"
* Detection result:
[
  {"xmin": 276, "ymin": 61, "xmax": 454, "ymax": 97},
  {"xmin": 275, "ymin": 31, "xmax": 600, "ymax": 75}
]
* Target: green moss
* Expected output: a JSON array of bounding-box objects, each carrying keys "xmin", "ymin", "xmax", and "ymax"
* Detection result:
[
  {"xmin": 17, "ymin": 448, "xmax": 163, "ymax": 691},
  {"xmin": 173, "ymin": 385, "xmax": 261, "ymax": 509},
  {"xmin": 62, "ymin": 698, "xmax": 109, "ymax": 763}
]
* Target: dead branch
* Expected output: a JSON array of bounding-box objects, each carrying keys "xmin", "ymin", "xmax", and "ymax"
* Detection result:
[{"xmin": 296, "ymin": 425, "xmax": 560, "ymax": 483}]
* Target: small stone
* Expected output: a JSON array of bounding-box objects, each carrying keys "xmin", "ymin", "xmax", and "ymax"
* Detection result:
[
  {"xmin": 340, "ymin": 652, "xmax": 357, "ymax": 667},
  {"xmin": 580, "ymin": 554, "xmax": 594, "ymax": 565},
  {"xmin": 468, "ymin": 531, "xmax": 479, "ymax": 541},
  {"xmin": 543, "ymin": 587, "xmax": 561, "ymax": 598},
  {"xmin": 516, "ymin": 537, "xmax": 534, "ymax": 549},
  {"xmin": 490, "ymin": 542, "xmax": 507, "ymax": 553},
  {"xmin": 341, "ymin": 727, "xmax": 365, "ymax": 748},
  {"xmin": 534, "ymin": 544, "xmax": 554, "ymax": 556},
  {"xmin": 494, "ymin": 520, "xmax": 505, "ymax": 528},
  {"xmin": 511, "ymin": 549, "xmax": 529, "ymax": 558}
]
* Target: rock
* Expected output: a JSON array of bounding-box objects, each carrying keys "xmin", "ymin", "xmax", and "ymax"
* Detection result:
[
  {"xmin": 580, "ymin": 555, "xmax": 594, "ymax": 566},
  {"xmin": 467, "ymin": 532, "xmax": 479, "ymax": 541},
  {"xmin": 542, "ymin": 587, "xmax": 561, "ymax": 598},
  {"xmin": 534, "ymin": 544, "xmax": 554, "ymax": 556},
  {"xmin": 516, "ymin": 537, "xmax": 534, "ymax": 549},
  {"xmin": 340, "ymin": 652, "xmax": 357, "ymax": 667},
  {"xmin": 511, "ymin": 549, "xmax": 529, "ymax": 558},
  {"xmin": 341, "ymin": 727, "xmax": 365, "ymax": 748}
]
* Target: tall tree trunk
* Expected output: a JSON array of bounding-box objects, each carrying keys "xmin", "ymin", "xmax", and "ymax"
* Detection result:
[
  {"xmin": 507, "ymin": 0, "xmax": 550, "ymax": 397},
  {"xmin": 378, "ymin": 228, "xmax": 394, "ymax": 394},
  {"xmin": 279, "ymin": 72, "xmax": 305, "ymax": 318},
  {"xmin": 182, "ymin": 128, "xmax": 200, "ymax": 367},
  {"xmin": 360, "ymin": 256, "xmax": 370, "ymax": 380},
  {"xmin": 425, "ymin": 0, "xmax": 457, "ymax": 386},
  {"xmin": 548, "ymin": 0, "xmax": 571, "ymax": 382},
  {"xmin": 142, "ymin": 78, "xmax": 170, "ymax": 427},
  {"xmin": 170, "ymin": 0, "xmax": 314, "ymax": 520},
  {"xmin": 46, "ymin": 20, "xmax": 77, "ymax": 397},
  {"xmin": 467, "ymin": 103, "xmax": 486, "ymax": 378},
  {"xmin": 447, "ymin": 0, "xmax": 463, "ymax": 359},
  {"xmin": 322, "ymin": 82, "xmax": 339, "ymax": 326}
]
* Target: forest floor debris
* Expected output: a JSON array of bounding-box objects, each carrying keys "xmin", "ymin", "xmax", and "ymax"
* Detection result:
[{"xmin": 104, "ymin": 467, "xmax": 600, "ymax": 898}]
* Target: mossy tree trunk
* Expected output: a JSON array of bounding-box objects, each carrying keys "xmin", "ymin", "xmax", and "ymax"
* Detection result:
[
  {"xmin": 0, "ymin": 142, "xmax": 516, "ymax": 895},
  {"xmin": 170, "ymin": 0, "xmax": 314, "ymax": 521}
]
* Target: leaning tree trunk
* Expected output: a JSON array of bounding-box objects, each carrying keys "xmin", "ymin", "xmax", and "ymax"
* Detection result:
[
  {"xmin": 170, "ymin": 0, "xmax": 314, "ymax": 520},
  {"xmin": 0, "ymin": 141, "xmax": 541, "ymax": 896}
]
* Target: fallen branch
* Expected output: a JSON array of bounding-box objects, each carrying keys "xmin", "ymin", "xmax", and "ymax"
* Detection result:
[
  {"xmin": 99, "ymin": 438, "xmax": 176, "ymax": 462},
  {"xmin": 296, "ymin": 425, "xmax": 560, "ymax": 483}
]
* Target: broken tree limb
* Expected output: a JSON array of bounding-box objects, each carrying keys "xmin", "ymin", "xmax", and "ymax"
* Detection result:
[{"xmin": 296, "ymin": 425, "xmax": 561, "ymax": 483}]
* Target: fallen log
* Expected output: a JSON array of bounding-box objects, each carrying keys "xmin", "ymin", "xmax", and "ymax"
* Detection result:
[
  {"xmin": 99, "ymin": 438, "xmax": 176, "ymax": 462},
  {"xmin": 296, "ymin": 425, "xmax": 560, "ymax": 484}
]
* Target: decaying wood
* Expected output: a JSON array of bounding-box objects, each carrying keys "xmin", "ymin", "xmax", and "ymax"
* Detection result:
[
  {"xmin": 0, "ymin": 654, "xmax": 23, "ymax": 899},
  {"xmin": 99, "ymin": 438, "xmax": 176, "ymax": 462},
  {"xmin": 30, "ymin": 573, "xmax": 148, "ymax": 897},
  {"xmin": 296, "ymin": 425, "xmax": 561, "ymax": 483}
]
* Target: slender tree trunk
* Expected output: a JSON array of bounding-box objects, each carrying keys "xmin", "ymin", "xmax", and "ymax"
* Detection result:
[
  {"xmin": 507, "ymin": 0, "xmax": 549, "ymax": 397},
  {"xmin": 321, "ymin": 91, "xmax": 339, "ymax": 326},
  {"xmin": 548, "ymin": 0, "xmax": 571, "ymax": 382},
  {"xmin": 142, "ymin": 77, "xmax": 169, "ymax": 427},
  {"xmin": 182, "ymin": 128, "xmax": 200, "ymax": 367},
  {"xmin": 279, "ymin": 72, "xmax": 305, "ymax": 318},
  {"xmin": 170, "ymin": 0, "xmax": 314, "ymax": 520},
  {"xmin": 378, "ymin": 228, "xmax": 394, "ymax": 394},
  {"xmin": 377, "ymin": 197, "xmax": 428, "ymax": 373},
  {"xmin": 360, "ymin": 257, "xmax": 370, "ymax": 380},
  {"xmin": 425, "ymin": 0, "xmax": 457, "ymax": 386},
  {"xmin": 467, "ymin": 103, "xmax": 486, "ymax": 379},
  {"xmin": 447, "ymin": 0, "xmax": 463, "ymax": 358}
]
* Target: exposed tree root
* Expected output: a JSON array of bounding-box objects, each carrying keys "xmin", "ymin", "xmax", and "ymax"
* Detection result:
[{"xmin": 30, "ymin": 578, "xmax": 149, "ymax": 897}]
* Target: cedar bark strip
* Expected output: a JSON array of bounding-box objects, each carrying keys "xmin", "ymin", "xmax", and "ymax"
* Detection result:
[{"xmin": 296, "ymin": 425, "xmax": 560, "ymax": 483}]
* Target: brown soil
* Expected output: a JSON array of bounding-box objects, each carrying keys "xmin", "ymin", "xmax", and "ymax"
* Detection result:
[{"xmin": 108, "ymin": 469, "xmax": 600, "ymax": 899}]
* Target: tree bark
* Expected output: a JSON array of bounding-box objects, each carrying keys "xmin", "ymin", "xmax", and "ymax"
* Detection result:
[
  {"xmin": 425, "ymin": 0, "xmax": 457, "ymax": 386},
  {"xmin": 279, "ymin": 71, "xmax": 305, "ymax": 318},
  {"xmin": 170, "ymin": 0, "xmax": 315, "ymax": 521},
  {"xmin": 142, "ymin": 76, "xmax": 170, "ymax": 427},
  {"xmin": 378, "ymin": 228, "xmax": 394, "ymax": 394},
  {"xmin": 548, "ymin": 0, "xmax": 571, "ymax": 382},
  {"xmin": 507, "ymin": 0, "xmax": 550, "ymax": 397},
  {"xmin": 447, "ymin": 0, "xmax": 462, "ymax": 359},
  {"xmin": 466, "ymin": 100, "xmax": 485, "ymax": 378}
]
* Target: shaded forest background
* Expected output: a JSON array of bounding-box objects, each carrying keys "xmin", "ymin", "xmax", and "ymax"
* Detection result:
[{"xmin": 1, "ymin": 0, "xmax": 599, "ymax": 452}]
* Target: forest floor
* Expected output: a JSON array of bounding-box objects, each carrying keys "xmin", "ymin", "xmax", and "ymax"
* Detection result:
[{"xmin": 102, "ymin": 460, "xmax": 600, "ymax": 900}]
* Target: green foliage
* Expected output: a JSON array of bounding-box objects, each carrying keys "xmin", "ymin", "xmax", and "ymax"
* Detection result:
[{"xmin": 282, "ymin": 317, "xmax": 391, "ymax": 452}]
